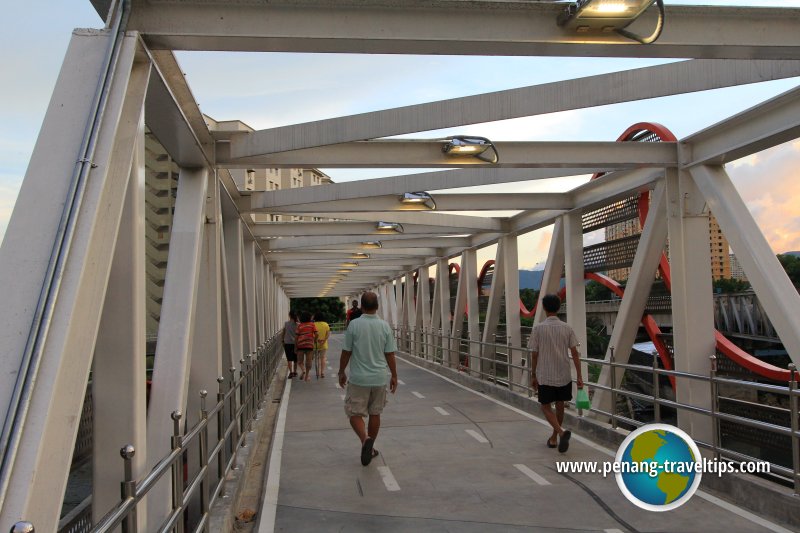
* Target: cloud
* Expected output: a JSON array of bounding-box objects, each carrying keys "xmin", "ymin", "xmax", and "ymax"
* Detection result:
[{"xmin": 725, "ymin": 140, "xmax": 800, "ymax": 254}]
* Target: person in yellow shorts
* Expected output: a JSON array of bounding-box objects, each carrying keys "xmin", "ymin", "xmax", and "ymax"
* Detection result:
[{"xmin": 313, "ymin": 312, "xmax": 331, "ymax": 378}]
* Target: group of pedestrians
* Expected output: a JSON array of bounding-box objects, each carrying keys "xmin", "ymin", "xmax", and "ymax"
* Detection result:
[
  {"xmin": 281, "ymin": 291, "xmax": 582, "ymax": 465},
  {"xmin": 281, "ymin": 310, "xmax": 331, "ymax": 382}
]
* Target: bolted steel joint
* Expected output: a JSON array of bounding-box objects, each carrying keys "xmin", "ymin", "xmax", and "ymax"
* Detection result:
[
  {"xmin": 120, "ymin": 444, "xmax": 136, "ymax": 460},
  {"xmin": 10, "ymin": 522, "xmax": 34, "ymax": 533},
  {"xmin": 171, "ymin": 410, "xmax": 182, "ymax": 422},
  {"xmin": 199, "ymin": 389, "xmax": 208, "ymax": 399}
]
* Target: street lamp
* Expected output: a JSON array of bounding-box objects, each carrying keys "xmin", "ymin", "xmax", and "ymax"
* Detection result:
[
  {"xmin": 557, "ymin": 0, "xmax": 665, "ymax": 44},
  {"xmin": 441, "ymin": 136, "xmax": 499, "ymax": 164},
  {"xmin": 400, "ymin": 191, "xmax": 436, "ymax": 210},
  {"xmin": 376, "ymin": 221, "xmax": 404, "ymax": 234}
]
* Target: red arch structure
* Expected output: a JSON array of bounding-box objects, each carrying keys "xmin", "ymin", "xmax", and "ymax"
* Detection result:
[{"xmin": 450, "ymin": 122, "xmax": 791, "ymax": 383}]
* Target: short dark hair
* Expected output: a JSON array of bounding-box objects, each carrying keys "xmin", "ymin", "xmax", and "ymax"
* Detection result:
[
  {"xmin": 313, "ymin": 312, "xmax": 326, "ymax": 323},
  {"xmin": 361, "ymin": 291, "xmax": 379, "ymax": 312},
  {"xmin": 289, "ymin": 310, "xmax": 297, "ymax": 320},
  {"xmin": 299, "ymin": 310, "xmax": 313, "ymax": 323},
  {"xmin": 542, "ymin": 294, "xmax": 561, "ymax": 314},
  {"xmin": 351, "ymin": 300, "xmax": 359, "ymax": 307}
]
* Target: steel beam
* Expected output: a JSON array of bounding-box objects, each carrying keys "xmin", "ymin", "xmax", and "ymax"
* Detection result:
[
  {"xmin": 146, "ymin": 167, "xmax": 208, "ymax": 525},
  {"xmin": 248, "ymin": 168, "xmax": 593, "ymax": 209},
  {"xmin": 91, "ymin": 109, "xmax": 148, "ymax": 529},
  {"xmin": 253, "ymin": 193, "xmax": 573, "ymax": 213},
  {"xmin": 594, "ymin": 183, "xmax": 668, "ymax": 416},
  {"xmin": 501, "ymin": 236, "xmax": 523, "ymax": 391},
  {"xmin": 221, "ymin": 140, "xmax": 675, "ymax": 169},
  {"xmin": 0, "ymin": 32, "xmax": 148, "ymax": 528},
  {"xmin": 564, "ymin": 212, "xmax": 588, "ymax": 396},
  {"xmin": 124, "ymin": 2, "xmax": 800, "ymax": 60},
  {"xmin": 481, "ymin": 241, "xmax": 505, "ymax": 377},
  {"xmin": 690, "ymin": 165, "xmax": 800, "ymax": 368},
  {"xmin": 252, "ymin": 221, "xmax": 482, "ymax": 237},
  {"xmin": 232, "ymin": 59, "xmax": 800, "ymax": 157},
  {"xmin": 666, "ymin": 169, "xmax": 716, "ymax": 444},
  {"xmin": 681, "ymin": 84, "xmax": 800, "ymax": 167}
]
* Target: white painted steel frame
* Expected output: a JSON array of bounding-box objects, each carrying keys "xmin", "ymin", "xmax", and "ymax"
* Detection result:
[{"xmin": 2, "ymin": 0, "xmax": 800, "ymax": 524}]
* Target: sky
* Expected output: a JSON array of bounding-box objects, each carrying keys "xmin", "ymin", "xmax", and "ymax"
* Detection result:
[{"xmin": 1, "ymin": 1, "xmax": 799, "ymax": 271}]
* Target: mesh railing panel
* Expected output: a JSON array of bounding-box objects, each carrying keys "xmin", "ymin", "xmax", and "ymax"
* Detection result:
[
  {"xmin": 582, "ymin": 195, "xmax": 640, "ymax": 234},
  {"xmin": 582, "ymin": 234, "xmax": 641, "ymax": 273}
]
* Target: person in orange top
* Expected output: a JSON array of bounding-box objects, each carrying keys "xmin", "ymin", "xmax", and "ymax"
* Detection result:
[{"xmin": 295, "ymin": 311, "xmax": 318, "ymax": 382}]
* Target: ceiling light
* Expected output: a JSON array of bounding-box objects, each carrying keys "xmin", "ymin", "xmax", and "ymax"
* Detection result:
[
  {"xmin": 441, "ymin": 136, "xmax": 499, "ymax": 164},
  {"xmin": 351, "ymin": 253, "xmax": 370, "ymax": 259},
  {"xmin": 337, "ymin": 269, "xmax": 353, "ymax": 273},
  {"xmin": 400, "ymin": 191, "xmax": 437, "ymax": 210},
  {"xmin": 340, "ymin": 262, "xmax": 359, "ymax": 267},
  {"xmin": 376, "ymin": 221, "xmax": 404, "ymax": 234},
  {"xmin": 361, "ymin": 241, "xmax": 383, "ymax": 249},
  {"xmin": 557, "ymin": 0, "xmax": 664, "ymax": 44}
]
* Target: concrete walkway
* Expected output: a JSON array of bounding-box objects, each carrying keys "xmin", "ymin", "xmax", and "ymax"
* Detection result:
[{"xmin": 258, "ymin": 334, "xmax": 792, "ymax": 533}]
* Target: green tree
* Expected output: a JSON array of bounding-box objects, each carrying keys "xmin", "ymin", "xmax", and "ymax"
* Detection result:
[
  {"xmin": 585, "ymin": 280, "xmax": 612, "ymax": 301},
  {"xmin": 290, "ymin": 297, "xmax": 346, "ymax": 323},
  {"xmin": 586, "ymin": 316, "xmax": 610, "ymax": 358},
  {"xmin": 713, "ymin": 278, "xmax": 751, "ymax": 293},
  {"xmin": 777, "ymin": 254, "xmax": 800, "ymax": 289},
  {"xmin": 519, "ymin": 288, "xmax": 538, "ymax": 312}
]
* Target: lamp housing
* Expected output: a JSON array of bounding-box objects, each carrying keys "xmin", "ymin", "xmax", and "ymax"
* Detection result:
[
  {"xmin": 442, "ymin": 136, "xmax": 498, "ymax": 163},
  {"xmin": 376, "ymin": 221, "xmax": 404, "ymax": 234},
  {"xmin": 400, "ymin": 191, "xmax": 436, "ymax": 210},
  {"xmin": 557, "ymin": 0, "xmax": 664, "ymax": 44}
]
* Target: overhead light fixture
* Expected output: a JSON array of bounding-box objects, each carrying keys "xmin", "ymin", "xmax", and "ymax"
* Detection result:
[
  {"xmin": 340, "ymin": 262, "xmax": 359, "ymax": 267},
  {"xmin": 337, "ymin": 269, "xmax": 353, "ymax": 273},
  {"xmin": 350, "ymin": 253, "xmax": 370, "ymax": 260},
  {"xmin": 557, "ymin": 0, "xmax": 665, "ymax": 44},
  {"xmin": 400, "ymin": 191, "xmax": 437, "ymax": 210},
  {"xmin": 442, "ymin": 136, "xmax": 499, "ymax": 164},
  {"xmin": 361, "ymin": 241, "xmax": 382, "ymax": 249},
  {"xmin": 376, "ymin": 221, "xmax": 404, "ymax": 234}
]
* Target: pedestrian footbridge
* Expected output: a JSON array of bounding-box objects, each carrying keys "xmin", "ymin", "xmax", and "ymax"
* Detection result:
[
  {"xmin": 257, "ymin": 335, "xmax": 791, "ymax": 532},
  {"xmin": 1, "ymin": 1, "xmax": 800, "ymax": 531}
]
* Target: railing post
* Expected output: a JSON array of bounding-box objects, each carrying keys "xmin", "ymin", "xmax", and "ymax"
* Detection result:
[
  {"xmin": 199, "ymin": 390, "xmax": 210, "ymax": 530},
  {"xmin": 120, "ymin": 444, "xmax": 137, "ymax": 533},
  {"xmin": 229, "ymin": 366, "xmax": 239, "ymax": 464},
  {"xmin": 216, "ymin": 376, "xmax": 226, "ymax": 494},
  {"xmin": 609, "ymin": 347, "xmax": 617, "ymax": 429},
  {"xmin": 709, "ymin": 355, "xmax": 720, "ymax": 460},
  {"xmin": 789, "ymin": 363, "xmax": 799, "ymax": 496},
  {"xmin": 170, "ymin": 411, "xmax": 185, "ymax": 533},
  {"xmin": 245, "ymin": 354, "xmax": 253, "ymax": 430},
  {"xmin": 239, "ymin": 358, "xmax": 247, "ymax": 436},
  {"xmin": 652, "ymin": 355, "xmax": 661, "ymax": 423}
]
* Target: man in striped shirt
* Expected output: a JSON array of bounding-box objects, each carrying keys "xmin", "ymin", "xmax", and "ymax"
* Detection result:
[{"xmin": 529, "ymin": 294, "xmax": 584, "ymax": 453}]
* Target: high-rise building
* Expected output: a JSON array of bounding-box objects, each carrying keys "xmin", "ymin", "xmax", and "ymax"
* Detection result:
[
  {"xmin": 605, "ymin": 211, "xmax": 730, "ymax": 282},
  {"xmin": 730, "ymin": 253, "xmax": 748, "ymax": 281},
  {"xmin": 143, "ymin": 117, "xmax": 333, "ymax": 335}
]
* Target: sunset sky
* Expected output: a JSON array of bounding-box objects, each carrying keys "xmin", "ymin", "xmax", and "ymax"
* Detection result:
[{"xmin": 1, "ymin": 1, "xmax": 798, "ymax": 270}]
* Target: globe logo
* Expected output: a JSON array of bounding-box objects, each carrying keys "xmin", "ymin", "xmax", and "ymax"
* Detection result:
[{"xmin": 615, "ymin": 424, "xmax": 703, "ymax": 511}]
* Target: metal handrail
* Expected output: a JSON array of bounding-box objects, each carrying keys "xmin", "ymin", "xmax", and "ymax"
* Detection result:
[
  {"xmin": 393, "ymin": 326, "xmax": 800, "ymax": 495},
  {"xmin": 71, "ymin": 332, "xmax": 285, "ymax": 533}
]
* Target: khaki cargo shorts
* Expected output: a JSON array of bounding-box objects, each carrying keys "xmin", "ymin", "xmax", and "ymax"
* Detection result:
[{"xmin": 344, "ymin": 383, "xmax": 388, "ymax": 417}]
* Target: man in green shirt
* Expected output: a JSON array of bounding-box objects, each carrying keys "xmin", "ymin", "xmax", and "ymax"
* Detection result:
[{"xmin": 338, "ymin": 292, "xmax": 399, "ymax": 465}]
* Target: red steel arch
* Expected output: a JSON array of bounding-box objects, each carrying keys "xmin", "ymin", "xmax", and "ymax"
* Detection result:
[{"xmin": 452, "ymin": 122, "xmax": 790, "ymax": 382}]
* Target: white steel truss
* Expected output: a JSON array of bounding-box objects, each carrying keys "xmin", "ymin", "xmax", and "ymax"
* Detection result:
[{"xmin": 0, "ymin": 0, "xmax": 799, "ymax": 528}]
